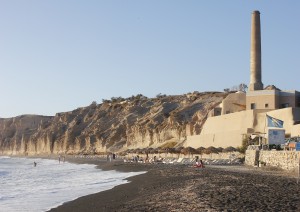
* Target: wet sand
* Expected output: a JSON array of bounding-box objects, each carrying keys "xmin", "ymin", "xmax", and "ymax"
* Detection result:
[{"xmin": 48, "ymin": 158, "xmax": 300, "ymax": 212}]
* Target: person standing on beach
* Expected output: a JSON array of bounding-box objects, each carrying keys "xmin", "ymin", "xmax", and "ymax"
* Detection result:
[
  {"xmin": 58, "ymin": 155, "xmax": 61, "ymax": 164},
  {"xmin": 199, "ymin": 160, "xmax": 204, "ymax": 168}
]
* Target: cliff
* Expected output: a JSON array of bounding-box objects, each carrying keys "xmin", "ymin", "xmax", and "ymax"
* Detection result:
[{"xmin": 0, "ymin": 92, "xmax": 228, "ymax": 155}]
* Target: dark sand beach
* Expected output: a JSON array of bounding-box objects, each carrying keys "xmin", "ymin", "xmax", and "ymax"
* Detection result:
[{"xmin": 49, "ymin": 158, "xmax": 300, "ymax": 212}]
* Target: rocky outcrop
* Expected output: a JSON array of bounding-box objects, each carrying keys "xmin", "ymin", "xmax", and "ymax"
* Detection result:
[{"xmin": 0, "ymin": 92, "xmax": 228, "ymax": 155}]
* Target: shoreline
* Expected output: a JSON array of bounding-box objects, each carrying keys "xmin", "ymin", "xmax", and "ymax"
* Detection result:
[{"xmin": 46, "ymin": 156, "xmax": 300, "ymax": 212}]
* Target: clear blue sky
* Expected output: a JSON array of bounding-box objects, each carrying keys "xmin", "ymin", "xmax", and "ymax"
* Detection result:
[{"xmin": 0, "ymin": 1, "xmax": 299, "ymax": 118}]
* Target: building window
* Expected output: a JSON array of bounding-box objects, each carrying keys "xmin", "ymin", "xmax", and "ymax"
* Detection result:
[
  {"xmin": 265, "ymin": 103, "xmax": 269, "ymax": 108},
  {"xmin": 214, "ymin": 108, "xmax": 221, "ymax": 116},
  {"xmin": 281, "ymin": 103, "xmax": 289, "ymax": 108},
  {"xmin": 251, "ymin": 103, "xmax": 256, "ymax": 109}
]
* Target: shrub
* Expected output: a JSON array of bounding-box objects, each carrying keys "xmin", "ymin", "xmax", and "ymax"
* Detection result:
[{"xmin": 237, "ymin": 136, "xmax": 248, "ymax": 153}]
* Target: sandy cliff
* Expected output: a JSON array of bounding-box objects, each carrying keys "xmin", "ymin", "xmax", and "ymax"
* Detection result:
[{"xmin": 0, "ymin": 92, "xmax": 227, "ymax": 155}]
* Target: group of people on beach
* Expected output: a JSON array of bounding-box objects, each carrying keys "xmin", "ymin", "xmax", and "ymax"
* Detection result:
[
  {"xmin": 106, "ymin": 153, "xmax": 116, "ymax": 162},
  {"xmin": 123, "ymin": 154, "xmax": 205, "ymax": 168},
  {"xmin": 33, "ymin": 155, "xmax": 66, "ymax": 167}
]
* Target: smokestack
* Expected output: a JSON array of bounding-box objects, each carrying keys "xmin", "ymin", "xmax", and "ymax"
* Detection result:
[{"xmin": 249, "ymin": 10, "xmax": 263, "ymax": 91}]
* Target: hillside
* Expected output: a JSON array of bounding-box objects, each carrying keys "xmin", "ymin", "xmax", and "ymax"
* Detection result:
[{"xmin": 0, "ymin": 92, "xmax": 228, "ymax": 155}]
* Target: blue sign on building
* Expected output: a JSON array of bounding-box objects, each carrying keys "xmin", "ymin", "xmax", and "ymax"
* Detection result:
[{"xmin": 296, "ymin": 142, "xmax": 300, "ymax": 151}]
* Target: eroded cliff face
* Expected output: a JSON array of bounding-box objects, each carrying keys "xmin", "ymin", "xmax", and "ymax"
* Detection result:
[{"xmin": 0, "ymin": 92, "xmax": 228, "ymax": 155}]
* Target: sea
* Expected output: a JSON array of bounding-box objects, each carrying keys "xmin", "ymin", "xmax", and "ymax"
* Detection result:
[{"xmin": 0, "ymin": 156, "xmax": 145, "ymax": 212}]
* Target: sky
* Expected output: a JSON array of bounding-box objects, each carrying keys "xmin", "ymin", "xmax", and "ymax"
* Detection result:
[{"xmin": 0, "ymin": 1, "xmax": 299, "ymax": 118}]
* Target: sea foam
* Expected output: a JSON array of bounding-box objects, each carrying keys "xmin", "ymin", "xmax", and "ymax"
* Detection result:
[{"xmin": 0, "ymin": 156, "xmax": 145, "ymax": 212}]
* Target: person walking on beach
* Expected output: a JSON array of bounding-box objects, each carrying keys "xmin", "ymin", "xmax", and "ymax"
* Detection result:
[{"xmin": 33, "ymin": 162, "xmax": 37, "ymax": 167}]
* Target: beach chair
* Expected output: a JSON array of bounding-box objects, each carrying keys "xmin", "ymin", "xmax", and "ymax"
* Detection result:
[
  {"xmin": 181, "ymin": 158, "xmax": 190, "ymax": 164},
  {"xmin": 190, "ymin": 158, "xmax": 196, "ymax": 164},
  {"xmin": 168, "ymin": 158, "xmax": 177, "ymax": 164},
  {"xmin": 172, "ymin": 158, "xmax": 183, "ymax": 164}
]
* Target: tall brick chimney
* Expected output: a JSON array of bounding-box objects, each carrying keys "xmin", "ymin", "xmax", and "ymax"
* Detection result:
[{"xmin": 249, "ymin": 10, "xmax": 263, "ymax": 91}]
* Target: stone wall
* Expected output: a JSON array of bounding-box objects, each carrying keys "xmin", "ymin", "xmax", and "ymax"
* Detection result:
[
  {"xmin": 245, "ymin": 149, "xmax": 259, "ymax": 166},
  {"xmin": 245, "ymin": 149, "xmax": 300, "ymax": 172}
]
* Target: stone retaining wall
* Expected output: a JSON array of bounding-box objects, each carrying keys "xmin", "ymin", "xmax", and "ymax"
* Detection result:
[
  {"xmin": 245, "ymin": 149, "xmax": 259, "ymax": 166},
  {"xmin": 245, "ymin": 150, "xmax": 300, "ymax": 172}
]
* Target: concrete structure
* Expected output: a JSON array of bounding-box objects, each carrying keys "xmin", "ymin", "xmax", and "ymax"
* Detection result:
[
  {"xmin": 247, "ymin": 90, "xmax": 300, "ymax": 110},
  {"xmin": 186, "ymin": 107, "xmax": 300, "ymax": 148},
  {"xmin": 291, "ymin": 124, "xmax": 300, "ymax": 137},
  {"xmin": 249, "ymin": 10, "xmax": 263, "ymax": 91},
  {"xmin": 208, "ymin": 92, "xmax": 247, "ymax": 117},
  {"xmin": 184, "ymin": 10, "xmax": 300, "ymax": 149},
  {"xmin": 246, "ymin": 11, "xmax": 300, "ymax": 111}
]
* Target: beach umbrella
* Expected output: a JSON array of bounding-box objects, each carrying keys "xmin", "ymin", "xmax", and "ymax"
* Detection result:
[
  {"xmin": 159, "ymin": 147, "xmax": 167, "ymax": 156},
  {"xmin": 128, "ymin": 149, "xmax": 136, "ymax": 154},
  {"xmin": 172, "ymin": 146, "xmax": 184, "ymax": 157},
  {"xmin": 196, "ymin": 147, "xmax": 206, "ymax": 159},
  {"xmin": 137, "ymin": 149, "xmax": 144, "ymax": 154},
  {"xmin": 175, "ymin": 146, "xmax": 184, "ymax": 153},
  {"xmin": 216, "ymin": 147, "xmax": 224, "ymax": 153},
  {"xmin": 145, "ymin": 148, "xmax": 153, "ymax": 156},
  {"xmin": 150, "ymin": 148, "xmax": 158, "ymax": 154},
  {"xmin": 155, "ymin": 147, "xmax": 166, "ymax": 157},
  {"xmin": 147, "ymin": 147, "xmax": 153, "ymax": 153},
  {"xmin": 203, "ymin": 146, "xmax": 219, "ymax": 154},
  {"xmin": 140, "ymin": 148, "xmax": 147, "ymax": 154},
  {"xmin": 181, "ymin": 147, "xmax": 197, "ymax": 156},
  {"xmin": 223, "ymin": 146, "xmax": 237, "ymax": 153},
  {"xmin": 130, "ymin": 149, "xmax": 139, "ymax": 154},
  {"xmin": 196, "ymin": 147, "xmax": 206, "ymax": 154},
  {"xmin": 166, "ymin": 147, "xmax": 176, "ymax": 154},
  {"xmin": 158, "ymin": 147, "xmax": 167, "ymax": 154},
  {"xmin": 165, "ymin": 147, "xmax": 176, "ymax": 157}
]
